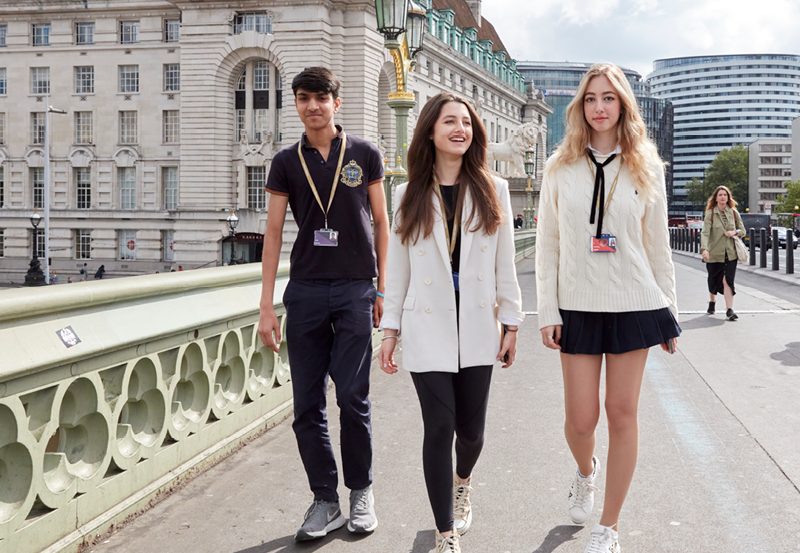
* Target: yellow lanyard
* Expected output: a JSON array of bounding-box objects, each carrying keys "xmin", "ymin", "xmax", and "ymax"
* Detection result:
[
  {"xmin": 433, "ymin": 174, "xmax": 460, "ymax": 265},
  {"xmin": 586, "ymin": 154, "xmax": 623, "ymax": 214},
  {"xmin": 297, "ymin": 132, "xmax": 348, "ymax": 229}
]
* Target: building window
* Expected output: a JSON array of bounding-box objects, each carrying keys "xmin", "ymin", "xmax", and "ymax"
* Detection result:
[
  {"xmin": 76, "ymin": 229, "xmax": 91, "ymax": 259},
  {"xmin": 163, "ymin": 110, "xmax": 179, "ymax": 143},
  {"xmin": 120, "ymin": 21, "xmax": 140, "ymax": 44},
  {"xmin": 233, "ymin": 12, "xmax": 272, "ymax": 35},
  {"xmin": 247, "ymin": 166, "xmax": 266, "ymax": 209},
  {"xmin": 32, "ymin": 23, "xmax": 50, "ymax": 46},
  {"xmin": 76, "ymin": 167, "xmax": 91, "ymax": 209},
  {"xmin": 236, "ymin": 69, "xmax": 246, "ymax": 91},
  {"xmin": 0, "ymin": 25, "xmax": 6, "ymax": 47},
  {"xmin": 75, "ymin": 66, "xmax": 94, "ymax": 94},
  {"xmin": 119, "ymin": 111, "xmax": 137, "ymax": 144},
  {"xmin": 254, "ymin": 61, "xmax": 269, "ymax": 90},
  {"xmin": 0, "ymin": 229, "xmax": 4, "ymax": 258},
  {"xmin": 164, "ymin": 64, "xmax": 180, "ymax": 92},
  {"xmin": 32, "ymin": 167, "xmax": 44, "ymax": 208},
  {"xmin": 31, "ymin": 67, "xmax": 50, "ymax": 95},
  {"xmin": 119, "ymin": 65, "xmax": 139, "ymax": 93},
  {"xmin": 0, "ymin": 68, "xmax": 6, "ymax": 95},
  {"xmin": 235, "ymin": 109, "xmax": 245, "ymax": 141},
  {"xmin": 119, "ymin": 167, "xmax": 135, "ymax": 209},
  {"xmin": 275, "ymin": 73, "xmax": 282, "ymax": 141},
  {"xmin": 75, "ymin": 111, "xmax": 93, "ymax": 144},
  {"xmin": 163, "ymin": 230, "xmax": 175, "ymax": 261},
  {"xmin": 75, "ymin": 22, "xmax": 94, "ymax": 45},
  {"xmin": 253, "ymin": 109, "xmax": 269, "ymax": 142},
  {"xmin": 163, "ymin": 166, "xmax": 178, "ymax": 210},
  {"xmin": 164, "ymin": 19, "xmax": 180, "ymax": 43},
  {"xmin": 36, "ymin": 228, "xmax": 45, "ymax": 258},
  {"xmin": 0, "ymin": 167, "xmax": 4, "ymax": 207},
  {"xmin": 31, "ymin": 112, "xmax": 46, "ymax": 144},
  {"xmin": 0, "ymin": 113, "xmax": 5, "ymax": 145},
  {"xmin": 118, "ymin": 229, "xmax": 136, "ymax": 260}
]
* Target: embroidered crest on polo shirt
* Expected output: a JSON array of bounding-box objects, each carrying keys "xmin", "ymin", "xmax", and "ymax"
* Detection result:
[{"xmin": 341, "ymin": 160, "xmax": 363, "ymax": 187}]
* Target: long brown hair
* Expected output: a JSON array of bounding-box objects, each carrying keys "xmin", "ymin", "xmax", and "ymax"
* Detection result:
[
  {"xmin": 705, "ymin": 185, "xmax": 738, "ymax": 212},
  {"xmin": 396, "ymin": 92, "xmax": 503, "ymax": 244}
]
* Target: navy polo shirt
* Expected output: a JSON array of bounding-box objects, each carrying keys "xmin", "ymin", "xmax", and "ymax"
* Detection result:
[{"xmin": 266, "ymin": 126, "xmax": 384, "ymax": 280}]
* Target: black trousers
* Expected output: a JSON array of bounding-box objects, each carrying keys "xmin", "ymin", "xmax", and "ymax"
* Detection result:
[
  {"xmin": 411, "ymin": 365, "xmax": 493, "ymax": 533},
  {"xmin": 283, "ymin": 278, "xmax": 376, "ymax": 503}
]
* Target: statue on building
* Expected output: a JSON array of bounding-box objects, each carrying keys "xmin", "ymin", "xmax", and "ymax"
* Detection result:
[
  {"xmin": 486, "ymin": 122, "xmax": 538, "ymax": 178},
  {"xmin": 236, "ymin": 130, "xmax": 274, "ymax": 165}
]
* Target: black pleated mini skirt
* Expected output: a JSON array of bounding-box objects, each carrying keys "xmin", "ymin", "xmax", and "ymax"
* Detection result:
[{"xmin": 559, "ymin": 308, "xmax": 681, "ymax": 355}]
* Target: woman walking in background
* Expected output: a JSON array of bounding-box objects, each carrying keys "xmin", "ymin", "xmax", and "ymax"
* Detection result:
[
  {"xmin": 536, "ymin": 63, "xmax": 680, "ymax": 553},
  {"xmin": 700, "ymin": 185, "xmax": 745, "ymax": 321},
  {"xmin": 378, "ymin": 92, "xmax": 523, "ymax": 553}
]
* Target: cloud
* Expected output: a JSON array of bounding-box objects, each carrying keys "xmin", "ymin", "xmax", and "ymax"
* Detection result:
[{"xmin": 480, "ymin": 0, "xmax": 800, "ymax": 78}]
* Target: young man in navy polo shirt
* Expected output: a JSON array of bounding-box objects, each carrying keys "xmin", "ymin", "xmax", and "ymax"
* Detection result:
[{"xmin": 258, "ymin": 67, "xmax": 389, "ymax": 541}]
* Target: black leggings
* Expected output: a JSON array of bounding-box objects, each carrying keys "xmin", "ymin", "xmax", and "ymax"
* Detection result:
[{"xmin": 410, "ymin": 365, "xmax": 493, "ymax": 533}]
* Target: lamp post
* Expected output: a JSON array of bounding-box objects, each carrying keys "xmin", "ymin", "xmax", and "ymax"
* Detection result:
[
  {"xmin": 44, "ymin": 100, "xmax": 67, "ymax": 284},
  {"xmin": 523, "ymin": 144, "xmax": 536, "ymax": 229},
  {"xmin": 226, "ymin": 209, "xmax": 239, "ymax": 266},
  {"xmin": 23, "ymin": 209, "xmax": 46, "ymax": 286},
  {"xmin": 374, "ymin": 0, "xmax": 425, "ymax": 221}
]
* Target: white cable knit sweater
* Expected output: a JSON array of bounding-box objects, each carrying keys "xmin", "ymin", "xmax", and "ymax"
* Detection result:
[{"xmin": 535, "ymin": 152, "xmax": 678, "ymax": 329}]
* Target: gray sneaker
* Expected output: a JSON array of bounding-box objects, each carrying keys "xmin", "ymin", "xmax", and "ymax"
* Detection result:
[
  {"xmin": 295, "ymin": 500, "xmax": 345, "ymax": 541},
  {"xmin": 347, "ymin": 485, "xmax": 378, "ymax": 533}
]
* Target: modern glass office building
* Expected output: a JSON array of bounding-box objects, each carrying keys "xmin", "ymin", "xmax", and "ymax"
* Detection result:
[
  {"xmin": 517, "ymin": 62, "xmax": 674, "ymax": 202},
  {"xmin": 648, "ymin": 54, "xmax": 800, "ymax": 215}
]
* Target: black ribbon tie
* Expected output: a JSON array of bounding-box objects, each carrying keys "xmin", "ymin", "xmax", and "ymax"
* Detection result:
[{"xmin": 587, "ymin": 150, "xmax": 617, "ymax": 239}]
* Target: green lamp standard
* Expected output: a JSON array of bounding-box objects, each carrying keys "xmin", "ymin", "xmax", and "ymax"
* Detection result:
[
  {"xmin": 23, "ymin": 208, "xmax": 46, "ymax": 287},
  {"xmin": 523, "ymin": 144, "xmax": 536, "ymax": 229},
  {"xmin": 374, "ymin": 0, "xmax": 425, "ymax": 222}
]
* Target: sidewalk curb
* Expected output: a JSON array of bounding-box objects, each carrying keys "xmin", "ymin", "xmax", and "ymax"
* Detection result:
[{"xmin": 673, "ymin": 249, "xmax": 800, "ymax": 287}]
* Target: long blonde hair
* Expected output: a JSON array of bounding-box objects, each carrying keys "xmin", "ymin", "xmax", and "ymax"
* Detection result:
[
  {"xmin": 547, "ymin": 63, "xmax": 664, "ymax": 203},
  {"xmin": 705, "ymin": 185, "xmax": 738, "ymax": 213}
]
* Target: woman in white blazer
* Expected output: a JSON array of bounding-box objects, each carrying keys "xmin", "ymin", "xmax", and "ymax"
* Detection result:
[{"xmin": 378, "ymin": 93, "xmax": 523, "ymax": 553}]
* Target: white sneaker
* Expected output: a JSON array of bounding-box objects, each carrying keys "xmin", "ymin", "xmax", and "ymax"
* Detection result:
[
  {"xmin": 584, "ymin": 524, "xmax": 620, "ymax": 553},
  {"xmin": 452, "ymin": 473, "xmax": 473, "ymax": 535},
  {"xmin": 568, "ymin": 456, "xmax": 600, "ymax": 524},
  {"xmin": 435, "ymin": 531, "xmax": 461, "ymax": 553}
]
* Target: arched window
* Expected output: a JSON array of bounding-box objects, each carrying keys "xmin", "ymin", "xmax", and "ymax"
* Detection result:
[{"xmin": 233, "ymin": 59, "xmax": 282, "ymax": 143}]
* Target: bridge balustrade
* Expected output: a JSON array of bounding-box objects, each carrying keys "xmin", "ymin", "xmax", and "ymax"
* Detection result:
[{"xmin": 0, "ymin": 232, "xmax": 537, "ymax": 553}]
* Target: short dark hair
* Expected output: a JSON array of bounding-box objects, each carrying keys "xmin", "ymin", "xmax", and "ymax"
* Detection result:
[{"xmin": 292, "ymin": 67, "xmax": 341, "ymax": 100}]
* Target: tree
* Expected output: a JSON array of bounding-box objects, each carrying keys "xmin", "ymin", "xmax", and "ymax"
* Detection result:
[
  {"xmin": 684, "ymin": 145, "xmax": 749, "ymax": 212},
  {"xmin": 773, "ymin": 180, "xmax": 800, "ymax": 214}
]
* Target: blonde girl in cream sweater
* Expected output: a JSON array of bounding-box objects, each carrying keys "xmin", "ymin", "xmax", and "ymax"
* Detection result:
[{"xmin": 535, "ymin": 63, "xmax": 680, "ymax": 553}]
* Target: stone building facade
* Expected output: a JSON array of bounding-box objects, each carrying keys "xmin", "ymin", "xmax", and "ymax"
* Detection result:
[{"xmin": 0, "ymin": 0, "xmax": 545, "ymax": 281}]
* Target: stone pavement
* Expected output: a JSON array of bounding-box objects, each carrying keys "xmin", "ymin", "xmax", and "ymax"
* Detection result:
[{"xmin": 88, "ymin": 256, "xmax": 800, "ymax": 553}]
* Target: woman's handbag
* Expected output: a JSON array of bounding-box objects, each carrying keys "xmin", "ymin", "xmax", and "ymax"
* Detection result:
[
  {"xmin": 732, "ymin": 210, "xmax": 748, "ymax": 264},
  {"xmin": 733, "ymin": 235, "xmax": 749, "ymax": 264}
]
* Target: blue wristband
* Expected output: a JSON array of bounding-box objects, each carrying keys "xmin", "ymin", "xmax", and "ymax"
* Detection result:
[{"xmin": 376, "ymin": 291, "xmax": 385, "ymax": 298}]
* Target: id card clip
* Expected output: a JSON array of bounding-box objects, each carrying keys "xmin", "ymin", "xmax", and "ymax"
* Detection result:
[
  {"xmin": 314, "ymin": 228, "xmax": 339, "ymax": 247},
  {"xmin": 591, "ymin": 234, "xmax": 617, "ymax": 253}
]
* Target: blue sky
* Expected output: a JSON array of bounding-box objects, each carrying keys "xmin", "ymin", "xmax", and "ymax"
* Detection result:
[{"xmin": 481, "ymin": 0, "xmax": 800, "ymax": 78}]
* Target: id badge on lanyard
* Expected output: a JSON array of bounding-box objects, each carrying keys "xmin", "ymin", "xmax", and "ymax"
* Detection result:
[
  {"xmin": 591, "ymin": 234, "xmax": 617, "ymax": 253},
  {"xmin": 299, "ymin": 134, "xmax": 348, "ymax": 247}
]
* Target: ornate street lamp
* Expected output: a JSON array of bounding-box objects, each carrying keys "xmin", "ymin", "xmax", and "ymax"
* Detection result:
[
  {"xmin": 406, "ymin": 5, "xmax": 426, "ymax": 59},
  {"xmin": 374, "ymin": 0, "xmax": 425, "ymax": 223},
  {"xmin": 226, "ymin": 209, "xmax": 239, "ymax": 266},
  {"xmin": 523, "ymin": 144, "xmax": 536, "ymax": 229},
  {"xmin": 23, "ymin": 208, "xmax": 46, "ymax": 286}
]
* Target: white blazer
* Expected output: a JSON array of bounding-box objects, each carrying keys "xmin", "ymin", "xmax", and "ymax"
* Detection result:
[{"xmin": 380, "ymin": 176, "xmax": 524, "ymax": 373}]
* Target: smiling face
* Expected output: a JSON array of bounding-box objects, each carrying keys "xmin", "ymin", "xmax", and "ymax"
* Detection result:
[
  {"xmin": 294, "ymin": 88, "xmax": 341, "ymax": 132},
  {"xmin": 715, "ymin": 188, "xmax": 730, "ymax": 207},
  {"xmin": 583, "ymin": 74, "xmax": 621, "ymax": 136},
  {"xmin": 432, "ymin": 101, "xmax": 473, "ymax": 160}
]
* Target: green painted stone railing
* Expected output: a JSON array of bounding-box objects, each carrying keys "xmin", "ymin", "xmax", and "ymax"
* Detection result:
[{"xmin": 0, "ymin": 232, "xmax": 535, "ymax": 553}]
